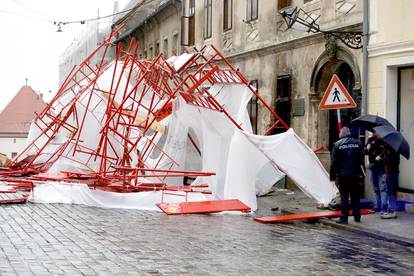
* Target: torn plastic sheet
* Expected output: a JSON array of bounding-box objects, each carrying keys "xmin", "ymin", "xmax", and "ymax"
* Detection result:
[
  {"xmin": 29, "ymin": 182, "xmax": 209, "ymax": 211},
  {"xmin": 225, "ymin": 129, "xmax": 338, "ymax": 207}
]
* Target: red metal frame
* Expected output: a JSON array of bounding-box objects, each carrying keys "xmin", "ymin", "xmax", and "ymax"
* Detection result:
[{"xmin": 2, "ymin": 31, "xmax": 289, "ymax": 197}]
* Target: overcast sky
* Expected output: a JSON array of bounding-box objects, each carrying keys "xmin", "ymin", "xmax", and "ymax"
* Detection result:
[{"xmin": 0, "ymin": 0, "xmax": 129, "ymax": 111}]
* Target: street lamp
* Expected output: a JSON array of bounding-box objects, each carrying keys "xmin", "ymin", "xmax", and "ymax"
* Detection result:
[{"xmin": 279, "ymin": 7, "xmax": 363, "ymax": 49}]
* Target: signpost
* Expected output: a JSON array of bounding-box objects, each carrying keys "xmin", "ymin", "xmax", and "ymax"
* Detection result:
[{"xmin": 319, "ymin": 74, "xmax": 356, "ymax": 133}]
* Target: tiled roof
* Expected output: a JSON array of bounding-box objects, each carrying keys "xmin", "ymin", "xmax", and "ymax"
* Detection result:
[{"xmin": 0, "ymin": 86, "xmax": 46, "ymax": 134}]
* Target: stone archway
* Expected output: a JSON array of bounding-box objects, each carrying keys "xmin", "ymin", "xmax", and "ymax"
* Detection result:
[{"xmin": 309, "ymin": 47, "xmax": 361, "ymax": 150}]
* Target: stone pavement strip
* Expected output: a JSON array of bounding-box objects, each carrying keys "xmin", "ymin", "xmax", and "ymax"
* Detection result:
[
  {"xmin": 0, "ymin": 202, "xmax": 413, "ymax": 275},
  {"xmin": 258, "ymin": 188, "xmax": 414, "ymax": 246}
]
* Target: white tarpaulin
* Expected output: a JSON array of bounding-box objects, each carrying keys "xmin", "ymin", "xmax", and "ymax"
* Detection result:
[
  {"xmin": 29, "ymin": 182, "xmax": 209, "ymax": 211},
  {"xmin": 225, "ymin": 129, "xmax": 338, "ymax": 209},
  {"xmin": 24, "ymin": 57, "xmax": 338, "ymax": 212}
]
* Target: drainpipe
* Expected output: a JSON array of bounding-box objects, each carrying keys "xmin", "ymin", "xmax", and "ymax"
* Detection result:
[{"xmin": 361, "ymin": 0, "xmax": 369, "ymax": 115}]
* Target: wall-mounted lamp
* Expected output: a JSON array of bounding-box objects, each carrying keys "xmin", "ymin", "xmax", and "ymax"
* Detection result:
[{"xmin": 279, "ymin": 7, "xmax": 363, "ymax": 49}]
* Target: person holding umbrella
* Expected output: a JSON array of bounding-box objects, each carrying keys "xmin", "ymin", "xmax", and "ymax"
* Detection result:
[
  {"xmin": 365, "ymin": 133, "xmax": 386, "ymax": 212},
  {"xmin": 373, "ymin": 125, "xmax": 410, "ymax": 219},
  {"xmin": 379, "ymin": 145, "xmax": 400, "ymax": 219},
  {"xmin": 351, "ymin": 115, "xmax": 398, "ymax": 214}
]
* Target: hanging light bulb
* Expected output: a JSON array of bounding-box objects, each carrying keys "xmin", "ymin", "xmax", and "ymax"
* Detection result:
[{"xmin": 56, "ymin": 23, "xmax": 63, "ymax": 32}]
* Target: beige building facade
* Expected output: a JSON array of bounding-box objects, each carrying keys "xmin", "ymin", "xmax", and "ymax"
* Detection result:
[
  {"xmin": 185, "ymin": 0, "xmax": 363, "ymax": 151},
  {"xmin": 114, "ymin": 0, "xmax": 366, "ymax": 175},
  {"xmin": 115, "ymin": 1, "xmax": 364, "ymax": 151},
  {"xmin": 113, "ymin": 0, "xmax": 182, "ymax": 59},
  {"xmin": 368, "ymin": 0, "xmax": 414, "ymax": 193}
]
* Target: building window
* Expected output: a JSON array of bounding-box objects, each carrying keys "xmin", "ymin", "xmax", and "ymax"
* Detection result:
[
  {"xmin": 204, "ymin": 0, "xmax": 212, "ymax": 39},
  {"xmin": 155, "ymin": 41, "xmax": 160, "ymax": 56},
  {"xmin": 223, "ymin": 0, "xmax": 232, "ymax": 31},
  {"xmin": 248, "ymin": 80, "xmax": 258, "ymax": 134},
  {"xmin": 149, "ymin": 46, "xmax": 153, "ymax": 58},
  {"xmin": 181, "ymin": 0, "xmax": 195, "ymax": 46},
  {"xmin": 11, "ymin": 152, "xmax": 17, "ymax": 159},
  {"xmin": 304, "ymin": 0, "xmax": 313, "ymax": 3},
  {"xmin": 13, "ymin": 138, "xmax": 16, "ymax": 143},
  {"xmin": 273, "ymin": 75, "xmax": 291, "ymax": 134},
  {"xmin": 278, "ymin": 0, "xmax": 292, "ymax": 10},
  {"xmin": 163, "ymin": 38, "xmax": 169, "ymax": 56},
  {"xmin": 144, "ymin": 49, "xmax": 147, "ymax": 58},
  {"xmin": 246, "ymin": 0, "xmax": 258, "ymax": 22},
  {"xmin": 172, "ymin": 33, "xmax": 179, "ymax": 55}
]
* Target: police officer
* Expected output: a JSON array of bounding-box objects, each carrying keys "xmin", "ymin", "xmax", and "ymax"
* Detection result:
[{"xmin": 330, "ymin": 126, "xmax": 364, "ymax": 224}]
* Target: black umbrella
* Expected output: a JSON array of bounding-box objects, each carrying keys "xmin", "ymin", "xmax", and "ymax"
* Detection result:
[
  {"xmin": 351, "ymin": 114, "xmax": 394, "ymax": 132},
  {"xmin": 373, "ymin": 125, "xmax": 410, "ymax": 159}
]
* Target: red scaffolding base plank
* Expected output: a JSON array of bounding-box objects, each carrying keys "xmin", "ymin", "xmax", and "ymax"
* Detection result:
[
  {"xmin": 0, "ymin": 186, "xmax": 17, "ymax": 193},
  {"xmin": 254, "ymin": 209, "xmax": 375, "ymax": 223},
  {"xmin": 157, "ymin": 199, "xmax": 251, "ymax": 215},
  {"xmin": 0, "ymin": 196, "xmax": 28, "ymax": 204}
]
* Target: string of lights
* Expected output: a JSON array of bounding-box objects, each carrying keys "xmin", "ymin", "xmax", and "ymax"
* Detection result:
[{"xmin": 1, "ymin": 0, "xmax": 150, "ymax": 32}]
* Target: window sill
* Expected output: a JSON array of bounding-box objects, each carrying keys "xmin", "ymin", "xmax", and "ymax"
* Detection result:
[
  {"xmin": 278, "ymin": 6, "xmax": 293, "ymax": 13},
  {"xmin": 244, "ymin": 19, "xmax": 258, "ymax": 25}
]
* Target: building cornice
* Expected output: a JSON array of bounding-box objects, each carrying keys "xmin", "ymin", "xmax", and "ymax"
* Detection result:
[
  {"xmin": 0, "ymin": 132, "xmax": 28, "ymax": 138},
  {"xmin": 223, "ymin": 23, "xmax": 362, "ymax": 63},
  {"xmin": 369, "ymin": 40, "xmax": 414, "ymax": 58}
]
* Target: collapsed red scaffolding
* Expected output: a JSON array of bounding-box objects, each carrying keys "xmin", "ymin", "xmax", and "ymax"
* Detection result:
[{"xmin": 1, "ymin": 30, "xmax": 288, "ymax": 201}]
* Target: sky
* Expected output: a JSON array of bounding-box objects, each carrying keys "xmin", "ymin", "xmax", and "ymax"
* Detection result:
[{"xmin": 0, "ymin": 0, "xmax": 129, "ymax": 111}]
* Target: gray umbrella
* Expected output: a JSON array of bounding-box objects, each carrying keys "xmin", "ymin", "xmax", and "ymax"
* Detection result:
[
  {"xmin": 373, "ymin": 126, "xmax": 410, "ymax": 159},
  {"xmin": 351, "ymin": 114, "xmax": 394, "ymax": 132}
]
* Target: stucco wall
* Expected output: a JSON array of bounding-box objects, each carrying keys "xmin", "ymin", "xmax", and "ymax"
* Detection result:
[
  {"xmin": 0, "ymin": 137, "xmax": 27, "ymax": 159},
  {"xmin": 368, "ymin": 0, "xmax": 414, "ymax": 122}
]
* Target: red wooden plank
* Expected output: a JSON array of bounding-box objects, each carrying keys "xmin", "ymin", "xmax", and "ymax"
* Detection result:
[
  {"xmin": 157, "ymin": 199, "xmax": 251, "ymax": 215},
  {"xmin": 0, "ymin": 186, "xmax": 17, "ymax": 193},
  {"xmin": 254, "ymin": 209, "xmax": 375, "ymax": 223},
  {"xmin": 0, "ymin": 196, "xmax": 28, "ymax": 204}
]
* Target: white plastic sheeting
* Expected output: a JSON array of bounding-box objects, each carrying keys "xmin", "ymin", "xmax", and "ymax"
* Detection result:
[
  {"xmin": 24, "ymin": 61, "xmax": 338, "ymax": 211},
  {"xmin": 29, "ymin": 182, "xmax": 209, "ymax": 210},
  {"xmin": 225, "ymin": 129, "xmax": 338, "ymax": 208}
]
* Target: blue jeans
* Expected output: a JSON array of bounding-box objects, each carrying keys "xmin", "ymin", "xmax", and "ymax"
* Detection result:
[
  {"xmin": 379, "ymin": 173, "xmax": 399, "ymax": 212},
  {"xmin": 386, "ymin": 173, "xmax": 398, "ymax": 212},
  {"xmin": 370, "ymin": 168, "xmax": 385, "ymax": 211}
]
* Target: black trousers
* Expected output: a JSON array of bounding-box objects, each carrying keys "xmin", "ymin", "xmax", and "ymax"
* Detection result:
[{"xmin": 338, "ymin": 176, "xmax": 361, "ymax": 221}]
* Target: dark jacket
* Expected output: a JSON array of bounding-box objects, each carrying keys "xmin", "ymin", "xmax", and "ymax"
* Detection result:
[
  {"xmin": 330, "ymin": 135, "xmax": 364, "ymax": 181},
  {"xmin": 383, "ymin": 146, "xmax": 400, "ymax": 174},
  {"xmin": 364, "ymin": 136, "xmax": 385, "ymax": 170}
]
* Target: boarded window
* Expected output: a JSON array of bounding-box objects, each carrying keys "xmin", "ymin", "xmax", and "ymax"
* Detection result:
[
  {"xmin": 247, "ymin": 80, "xmax": 258, "ymax": 134},
  {"xmin": 181, "ymin": 0, "xmax": 195, "ymax": 46},
  {"xmin": 278, "ymin": 0, "xmax": 292, "ymax": 10},
  {"xmin": 172, "ymin": 33, "xmax": 179, "ymax": 55},
  {"xmin": 163, "ymin": 38, "xmax": 168, "ymax": 56},
  {"xmin": 273, "ymin": 75, "xmax": 291, "ymax": 134},
  {"xmin": 155, "ymin": 41, "xmax": 160, "ymax": 56},
  {"xmin": 223, "ymin": 0, "xmax": 232, "ymax": 31},
  {"xmin": 246, "ymin": 0, "xmax": 258, "ymax": 21},
  {"xmin": 204, "ymin": 0, "xmax": 212, "ymax": 39}
]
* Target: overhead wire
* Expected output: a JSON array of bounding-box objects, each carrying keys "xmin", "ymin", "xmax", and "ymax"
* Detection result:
[
  {"xmin": 1, "ymin": 0, "xmax": 151, "ymax": 29},
  {"xmin": 12, "ymin": 0, "xmax": 51, "ymax": 21}
]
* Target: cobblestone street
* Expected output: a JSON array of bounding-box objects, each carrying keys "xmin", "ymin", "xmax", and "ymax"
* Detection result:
[{"xmin": 0, "ymin": 203, "xmax": 413, "ymax": 275}]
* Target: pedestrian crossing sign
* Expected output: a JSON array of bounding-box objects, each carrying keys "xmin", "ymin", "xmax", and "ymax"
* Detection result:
[{"xmin": 319, "ymin": 74, "xmax": 356, "ymax": 110}]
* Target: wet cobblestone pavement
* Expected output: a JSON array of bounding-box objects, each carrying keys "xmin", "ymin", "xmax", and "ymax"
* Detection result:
[{"xmin": 0, "ymin": 203, "xmax": 413, "ymax": 275}]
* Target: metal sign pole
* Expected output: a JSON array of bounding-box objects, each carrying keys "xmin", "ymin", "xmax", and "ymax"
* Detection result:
[{"xmin": 337, "ymin": 109, "xmax": 342, "ymax": 133}]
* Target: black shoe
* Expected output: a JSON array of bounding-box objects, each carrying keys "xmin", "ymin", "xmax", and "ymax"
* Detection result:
[
  {"xmin": 354, "ymin": 218, "xmax": 361, "ymax": 223},
  {"xmin": 336, "ymin": 220, "xmax": 348, "ymax": 224}
]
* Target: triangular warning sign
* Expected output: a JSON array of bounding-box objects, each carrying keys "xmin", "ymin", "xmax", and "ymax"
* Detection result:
[{"xmin": 319, "ymin": 74, "xmax": 356, "ymax": 110}]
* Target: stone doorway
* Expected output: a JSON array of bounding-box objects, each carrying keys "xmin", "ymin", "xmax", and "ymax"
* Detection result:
[{"xmin": 310, "ymin": 49, "xmax": 361, "ymax": 150}]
